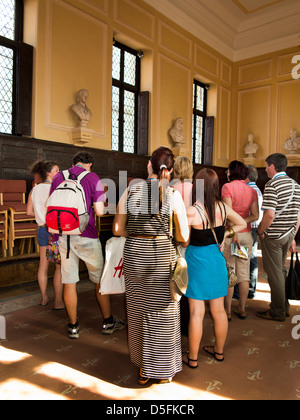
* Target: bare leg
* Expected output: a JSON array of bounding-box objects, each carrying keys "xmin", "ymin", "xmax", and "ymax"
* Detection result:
[
  {"xmin": 237, "ymin": 281, "xmax": 249, "ymax": 316},
  {"xmin": 225, "ymin": 286, "xmax": 234, "ymax": 319},
  {"xmin": 38, "ymin": 246, "xmax": 51, "ymax": 306},
  {"xmin": 96, "ymin": 283, "xmax": 111, "ymax": 319},
  {"xmin": 209, "ymin": 297, "xmax": 228, "ymax": 358},
  {"xmin": 53, "ymin": 264, "xmax": 64, "ymax": 309},
  {"xmin": 64, "ymin": 283, "xmax": 78, "ymax": 324},
  {"xmin": 185, "ymin": 298, "xmax": 205, "ymax": 367}
]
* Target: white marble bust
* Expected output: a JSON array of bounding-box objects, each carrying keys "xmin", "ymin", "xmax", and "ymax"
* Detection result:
[
  {"xmin": 244, "ymin": 133, "xmax": 258, "ymax": 158},
  {"xmin": 70, "ymin": 89, "xmax": 92, "ymax": 128},
  {"xmin": 284, "ymin": 128, "xmax": 300, "ymax": 154},
  {"xmin": 169, "ymin": 117, "xmax": 185, "ymax": 146}
]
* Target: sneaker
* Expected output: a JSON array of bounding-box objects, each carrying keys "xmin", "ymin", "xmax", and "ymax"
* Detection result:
[
  {"xmin": 68, "ymin": 321, "xmax": 79, "ymax": 339},
  {"xmin": 102, "ymin": 316, "xmax": 126, "ymax": 335}
]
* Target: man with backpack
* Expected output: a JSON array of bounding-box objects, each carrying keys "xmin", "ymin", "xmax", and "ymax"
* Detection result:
[{"xmin": 49, "ymin": 151, "xmax": 125, "ymax": 338}]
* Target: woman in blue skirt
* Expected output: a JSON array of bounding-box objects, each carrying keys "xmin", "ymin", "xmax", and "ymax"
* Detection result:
[{"xmin": 183, "ymin": 169, "xmax": 246, "ymax": 366}]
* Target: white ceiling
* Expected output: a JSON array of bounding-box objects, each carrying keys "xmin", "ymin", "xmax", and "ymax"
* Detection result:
[{"xmin": 143, "ymin": 0, "xmax": 300, "ymax": 61}]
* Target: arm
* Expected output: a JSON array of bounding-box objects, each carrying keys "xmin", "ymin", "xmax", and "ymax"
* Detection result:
[
  {"xmin": 257, "ymin": 209, "xmax": 275, "ymax": 240},
  {"xmin": 93, "ymin": 201, "xmax": 104, "ymax": 217},
  {"xmin": 112, "ymin": 189, "xmax": 128, "ymax": 237},
  {"xmin": 224, "ymin": 203, "xmax": 247, "ymax": 238},
  {"xmin": 289, "ymin": 209, "xmax": 300, "ymax": 253},
  {"xmin": 26, "ymin": 191, "xmax": 35, "ymax": 216},
  {"xmin": 181, "ymin": 205, "xmax": 195, "ymax": 248},
  {"xmin": 173, "ymin": 190, "xmax": 189, "ymax": 243},
  {"xmin": 244, "ymin": 200, "xmax": 259, "ymax": 224}
]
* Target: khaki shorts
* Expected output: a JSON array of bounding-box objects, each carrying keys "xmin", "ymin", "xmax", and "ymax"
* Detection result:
[
  {"xmin": 58, "ymin": 235, "xmax": 103, "ymax": 284},
  {"xmin": 224, "ymin": 231, "xmax": 253, "ymax": 283}
]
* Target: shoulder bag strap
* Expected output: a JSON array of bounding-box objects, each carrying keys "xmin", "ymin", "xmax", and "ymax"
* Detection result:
[{"xmin": 274, "ymin": 180, "xmax": 295, "ymax": 220}]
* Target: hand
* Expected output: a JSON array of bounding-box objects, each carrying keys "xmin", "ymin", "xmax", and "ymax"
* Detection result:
[
  {"xmin": 233, "ymin": 234, "xmax": 241, "ymax": 249},
  {"xmin": 219, "ymin": 239, "xmax": 225, "ymax": 253},
  {"xmin": 289, "ymin": 239, "xmax": 297, "ymax": 253}
]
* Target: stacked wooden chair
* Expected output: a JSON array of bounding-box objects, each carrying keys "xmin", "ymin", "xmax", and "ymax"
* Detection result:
[{"xmin": 0, "ymin": 179, "xmax": 39, "ymax": 257}]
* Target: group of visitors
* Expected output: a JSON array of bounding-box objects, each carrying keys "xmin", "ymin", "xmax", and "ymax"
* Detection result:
[{"xmin": 27, "ymin": 148, "xmax": 300, "ymax": 386}]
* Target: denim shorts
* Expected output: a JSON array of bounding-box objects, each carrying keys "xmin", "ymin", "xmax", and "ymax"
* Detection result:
[{"xmin": 37, "ymin": 226, "xmax": 50, "ymax": 247}]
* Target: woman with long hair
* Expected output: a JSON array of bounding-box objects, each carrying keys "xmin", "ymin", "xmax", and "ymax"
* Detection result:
[
  {"xmin": 27, "ymin": 160, "xmax": 64, "ymax": 309},
  {"xmin": 222, "ymin": 161, "xmax": 259, "ymax": 320},
  {"xmin": 113, "ymin": 146, "xmax": 189, "ymax": 384},
  {"xmin": 183, "ymin": 168, "xmax": 246, "ymax": 367}
]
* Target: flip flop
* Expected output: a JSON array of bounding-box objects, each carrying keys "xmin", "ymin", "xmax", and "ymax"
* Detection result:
[{"xmin": 203, "ymin": 346, "xmax": 224, "ymax": 362}]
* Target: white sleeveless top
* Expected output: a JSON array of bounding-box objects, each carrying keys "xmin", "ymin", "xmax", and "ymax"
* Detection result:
[{"xmin": 31, "ymin": 183, "xmax": 51, "ymax": 226}]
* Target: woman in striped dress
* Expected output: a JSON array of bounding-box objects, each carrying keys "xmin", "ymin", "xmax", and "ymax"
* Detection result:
[{"xmin": 113, "ymin": 147, "xmax": 189, "ymax": 385}]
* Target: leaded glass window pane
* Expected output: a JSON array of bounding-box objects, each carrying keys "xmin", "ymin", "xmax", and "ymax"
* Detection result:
[
  {"xmin": 124, "ymin": 51, "xmax": 136, "ymax": 86},
  {"xmin": 112, "ymin": 45, "xmax": 121, "ymax": 81},
  {"xmin": 196, "ymin": 85, "xmax": 204, "ymax": 112},
  {"xmin": 111, "ymin": 86, "xmax": 119, "ymax": 151},
  {"xmin": 0, "ymin": 46, "xmax": 14, "ymax": 134},
  {"xmin": 194, "ymin": 115, "xmax": 203, "ymax": 164},
  {"xmin": 123, "ymin": 90, "xmax": 135, "ymax": 153},
  {"xmin": 111, "ymin": 42, "xmax": 139, "ymax": 153},
  {"xmin": 0, "ymin": 0, "xmax": 15, "ymax": 40}
]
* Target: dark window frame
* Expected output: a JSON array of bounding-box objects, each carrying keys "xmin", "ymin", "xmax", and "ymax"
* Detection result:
[
  {"xmin": 112, "ymin": 41, "xmax": 141, "ymax": 154},
  {"xmin": 0, "ymin": 0, "xmax": 24, "ymax": 135},
  {"xmin": 192, "ymin": 79, "xmax": 208, "ymax": 164}
]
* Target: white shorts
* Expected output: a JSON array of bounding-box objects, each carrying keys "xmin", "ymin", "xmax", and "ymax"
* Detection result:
[{"xmin": 58, "ymin": 235, "xmax": 103, "ymax": 284}]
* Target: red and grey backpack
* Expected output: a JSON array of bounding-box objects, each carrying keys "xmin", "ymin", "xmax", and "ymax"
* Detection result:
[{"xmin": 46, "ymin": 170, "xmax": 90, "ymax": 235}]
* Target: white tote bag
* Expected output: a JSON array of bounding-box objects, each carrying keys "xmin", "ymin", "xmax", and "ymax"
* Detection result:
[{"xmin": 100, "ymin": 236, "xmax": 126, "ymax": 295}]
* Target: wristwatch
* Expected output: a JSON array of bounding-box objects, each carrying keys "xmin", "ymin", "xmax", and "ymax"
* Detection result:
[{"xmin": 258, "ymin": 232, "xmax": 265, "ymax": 238}]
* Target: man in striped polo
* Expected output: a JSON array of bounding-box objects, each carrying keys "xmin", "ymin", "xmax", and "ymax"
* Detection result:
[{"xmin": 257, "ymin": 153, "xmax": 300, "ymax": 322}]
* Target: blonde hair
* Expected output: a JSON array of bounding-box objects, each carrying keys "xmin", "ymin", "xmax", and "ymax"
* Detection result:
[{"xmin": 174, "ymin": 156, "xmax": 193, "ymax": 181}]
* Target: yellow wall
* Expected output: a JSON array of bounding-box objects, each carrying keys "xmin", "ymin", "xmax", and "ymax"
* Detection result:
[
  {"xmin": 233, "ymin": 48, "xmax": 300, "ymax": 167},
  {"xmin": 24, "ymin": 0, "xmax": 300, "ymax": 167}
]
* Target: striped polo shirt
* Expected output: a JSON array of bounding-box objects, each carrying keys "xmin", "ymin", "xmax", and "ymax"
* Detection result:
[{"xmin": 262, "ymin": 172, "xmax": 300, "ymax": 239}]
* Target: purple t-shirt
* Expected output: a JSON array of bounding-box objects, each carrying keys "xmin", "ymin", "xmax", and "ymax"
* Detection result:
[{"xmin": 50, "ymin": 166, "xmax": 105, "ymax": 238}]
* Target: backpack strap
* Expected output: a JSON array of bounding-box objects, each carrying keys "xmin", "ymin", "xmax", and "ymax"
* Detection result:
[{"xmin": 77, "ymin": 170, "xmax": 91, "ymax": 182}]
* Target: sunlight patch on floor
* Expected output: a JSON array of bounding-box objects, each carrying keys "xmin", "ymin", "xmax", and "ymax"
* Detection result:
[
  {"xmin": 0, "ymin": 378, "xmax": 68, "ymax": 400},
  {"xmin": 0, "ymin": 345, "xmax": 32, "ymax": 364},
  {"xmin": 33, "ymin": 361, "xmax": 230, "ymax": 400}
]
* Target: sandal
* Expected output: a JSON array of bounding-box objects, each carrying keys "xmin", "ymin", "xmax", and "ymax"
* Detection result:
[
  {"xmin": 203, "ymin": 346, "xmax": 224, "ymax": 362},
  {"xmin": 233, "ymin": 310, "xmax": 247, "ymax": 320},
  {"xmin": 182, "ymin": 351, "xmax": 198, "ymax": 369},
  {"xmin": 138, "ymin": 370, "xmax": 150, "ymax": 385}
]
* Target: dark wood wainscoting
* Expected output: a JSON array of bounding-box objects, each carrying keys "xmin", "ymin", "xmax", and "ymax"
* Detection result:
[{"xmin": 1, "ymin": 134, "xmax": 300, "ymax": 288}]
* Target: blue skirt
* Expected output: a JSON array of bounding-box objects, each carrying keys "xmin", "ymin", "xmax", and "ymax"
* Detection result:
[{"xmin": 185, "ymin": 243, "xmax": 228, "ymax": 301}]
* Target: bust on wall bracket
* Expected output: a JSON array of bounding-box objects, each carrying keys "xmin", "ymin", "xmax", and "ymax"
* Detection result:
[
  {"xmin": 284, "ymin": 128, "xmax": 300, "ymax": 166},
  {"xmin": 168, "ymin": 117, "xmax": 188, "ymax": 157},
  {"xmin": 70, "ymin": 89, "xmax": 93, "ymax": 146},
  {"xmin": 243, "ymin": 133, "xmax": 258, "ymax": 165}
]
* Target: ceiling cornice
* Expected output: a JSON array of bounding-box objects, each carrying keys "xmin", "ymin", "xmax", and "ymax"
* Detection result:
[{"xmin": 142, "ymin": 0, "xmax": 300, "ymax": 62}]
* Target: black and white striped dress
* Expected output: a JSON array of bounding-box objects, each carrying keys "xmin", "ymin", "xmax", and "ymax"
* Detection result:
[{"xmin": 123, "ymin": 179, "xmax": 180, "ymax": 380}]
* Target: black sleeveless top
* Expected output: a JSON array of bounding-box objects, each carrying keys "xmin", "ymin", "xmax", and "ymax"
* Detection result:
[{"xmin": 190, "ymin": 203, "xmax": 226, "ymax": 247}]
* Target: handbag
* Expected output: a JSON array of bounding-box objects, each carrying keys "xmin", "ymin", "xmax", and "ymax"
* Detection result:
[
  {"xmin": 100, "ymin": 236, "xmax": 126, "ymax": 295},
  {"xmin": 210, "ymin": 225, "xmax": 237, "ymax": 288},
  {"xmin": 170, "ymin": 246, "xmax": 189, "ymax": 302},
  {"xmin": 46, "ymin": 234, "xmax": 61, "ymax": 265},
  {"xmin": 285, "ymin": 252, "xmax": 300, "ymax": 300},
  {"xmin": 169, "ymin": 194, "xmax": 189, "ymax": 302}
]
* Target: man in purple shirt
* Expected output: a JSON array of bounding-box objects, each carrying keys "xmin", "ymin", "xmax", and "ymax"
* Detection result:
[{"xmin": 50, "ymin": 151, "xmax": 125, "ymax": 338}]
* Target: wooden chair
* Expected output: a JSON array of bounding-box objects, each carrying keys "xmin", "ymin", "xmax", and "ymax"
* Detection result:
[
  {"xmin": 0, "ymin": 206, "xmax": 8, "ymax": 257},
  {"xmin": 0, "ymin": 179, "xmax": 39, "ymax": 257}
]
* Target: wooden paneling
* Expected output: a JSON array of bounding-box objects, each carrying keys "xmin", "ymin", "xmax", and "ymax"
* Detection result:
[{"xmin": 0, "ymin": 134, "xmax": 149, "ymax": 195}]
